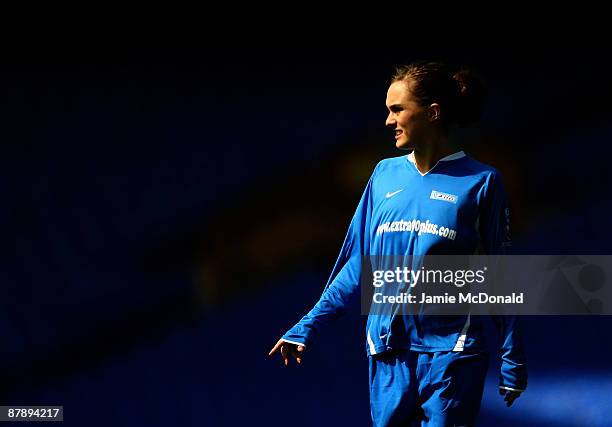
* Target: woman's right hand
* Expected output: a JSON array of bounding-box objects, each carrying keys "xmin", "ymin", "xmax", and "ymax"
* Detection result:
[{"xmin": 268, "ymin": 339, "xmax": 305, "ymax": 366}]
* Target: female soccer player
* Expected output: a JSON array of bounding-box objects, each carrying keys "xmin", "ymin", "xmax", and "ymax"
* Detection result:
[{"xmin": 269, "ymin": 60, "xmax": 527, "ymax": 426}]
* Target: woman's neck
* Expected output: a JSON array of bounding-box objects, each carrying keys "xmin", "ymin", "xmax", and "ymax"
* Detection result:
[{"xmin": 412, "ymin": 131, "xmax": 460, "ymax": 174}]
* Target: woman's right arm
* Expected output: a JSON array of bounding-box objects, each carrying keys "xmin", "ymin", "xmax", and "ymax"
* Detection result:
[{"xmin": 268, "ymin": 165, "xmax": 378, "ymax": 365}]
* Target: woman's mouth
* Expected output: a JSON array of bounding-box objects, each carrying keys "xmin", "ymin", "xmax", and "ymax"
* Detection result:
[{"xmin": 394, "ymin": 130, "xmax": 403, "ymax": 140}]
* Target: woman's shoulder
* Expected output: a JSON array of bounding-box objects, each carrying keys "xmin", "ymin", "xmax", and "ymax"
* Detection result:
[
  {"xmin": 373, "ymin": 155, "xmax": 408, "ymax": 173},
  {"xmin": 459, "ymin": 155, "xmax": 501, "ymax": 178}
]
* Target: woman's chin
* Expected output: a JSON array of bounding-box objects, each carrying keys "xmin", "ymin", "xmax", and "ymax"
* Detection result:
[{"xmin": 395, "ymin": 139, "xmax": 414, "ymax": 150}]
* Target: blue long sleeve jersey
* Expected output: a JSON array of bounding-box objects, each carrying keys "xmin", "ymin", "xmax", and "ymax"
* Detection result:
[{"xmin": 282, "ymin": 151, "xmax": 527, "ymax": 391}]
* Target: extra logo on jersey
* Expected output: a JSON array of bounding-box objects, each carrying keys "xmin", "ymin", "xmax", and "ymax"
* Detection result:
[{"xmin": 430, "ymin": 190, "xmax": 458, "ymax": 204}]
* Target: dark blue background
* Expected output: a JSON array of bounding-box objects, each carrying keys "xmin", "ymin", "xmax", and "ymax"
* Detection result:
[{"xmin": 3, "ymin": 42, "xmax": 612, "ymax": 426}]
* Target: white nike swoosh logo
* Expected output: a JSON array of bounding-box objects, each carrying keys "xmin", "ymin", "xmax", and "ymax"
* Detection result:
[{"xmin": 385, "ymin": 189, "xmax": 404, "ymax": 199}]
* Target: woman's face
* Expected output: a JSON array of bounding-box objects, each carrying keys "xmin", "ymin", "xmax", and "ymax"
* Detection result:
[{"xmin": 385, "ymin": 79, "xmax": 429, "ymax": 150}]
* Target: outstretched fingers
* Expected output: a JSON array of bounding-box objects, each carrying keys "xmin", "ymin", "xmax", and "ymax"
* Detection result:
[
  {"xmin": 268, "ymin": 339, "xmax": 290, "ymax": 365},
  {"xmin": 268, "ymin": 339, "xmax": 304, "ymax": 366}
]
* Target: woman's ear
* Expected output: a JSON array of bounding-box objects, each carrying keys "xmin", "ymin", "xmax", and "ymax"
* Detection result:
[{"xmin": 427, "ymin": 103, "xmax": 441, "ymax": 122}]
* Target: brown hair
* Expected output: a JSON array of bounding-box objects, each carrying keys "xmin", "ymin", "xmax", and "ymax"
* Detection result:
[{"xmin": 391, "ymin": 60, "xmax": 487, "ymax": 127}]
